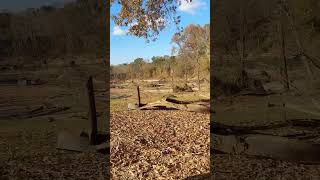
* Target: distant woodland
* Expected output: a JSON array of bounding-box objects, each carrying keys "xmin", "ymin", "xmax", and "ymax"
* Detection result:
[
  {"xmin": 212, "ymin": 0, "xmax": 320, "ymax": 96},
  {"xmin": 0, "ymin": 0, "xmax": 107, "ymax": 60},
  {"xmin": 111, "ymin": 24, "xmax": 210, "ymax": 86}
]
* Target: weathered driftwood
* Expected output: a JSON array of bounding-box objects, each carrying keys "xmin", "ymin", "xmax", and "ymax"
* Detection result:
[
  {"xmin": 164, "ymin": 95, "xmax": 210, "ymax": 104},
  {"xmin": 56, "ymin": 130, "xmax": 109, "ymax": 153},
  {"xmin": 0, "ymin": 105, "xmax": 69, "ymax": 119},
  {"xmin": 234, "ymin": 90, "xmax": 276, "ymax": 97},
  {"xmin": 285, "ymin": 102, "xmax": 320, "ymax": 117},
  {"xmin": 23, "ymin": 106, "xmax": 69, "ymax": 118},
  {"xmin": 212, "ymin": 117, "xmax": 320, "ymax": 163},
  {"xmin": 128, "ymin": 97, "xmax": 211, "ymax": 113},
  {"xmin": 87, "ymin": 76, "xmax": 98, "ymax": 145},
  {"xmin": 212, "ymin": 118, "xmax": 320, "ymax": 136},
  {"xmin": 0, "ymin": 105, "xmax": 42, "ymax": 117},
  {"xmin": 211, "ymin": 121, "xmax": 289, "ymax": 135},
  {"xmin": 128, "ymin": 100, "xmax": 210, "ymax": 113},
  {"xmin": 212, "ymin": 133, "xmax": 320, "ymax": 164},
  {"xmin": 56, "ymin": 131, "xmax": 90, "ymax": 152}
]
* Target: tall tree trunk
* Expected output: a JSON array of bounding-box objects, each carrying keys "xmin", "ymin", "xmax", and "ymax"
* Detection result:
[
  {"xmin": 171, "ymin": 67, "xmax": 174, "ymax": 90},
  {"xmin": 240, "ymin": 7, "xmax": 247, "ymax": 87},
  {"xmin": 280, "ymin": 19, "xmax": 289, "ymax": 90},
  {"xmin": 280, "ymin": 0, "xmax": 316, "ymax": 92},
  {"xmin": 185, "ymin": 61, "xmax": 188, "ymax": 84},
  {"xmin": 303, "ymin": 57, "xmax": 313, "ymax": 93},
  {"xmin": 105, "ymin": 2, "xmax": 110, "ymax": 145},
  {"xmin": 197, "ymin": 60, "xmax": 201, "ymax": 91}
]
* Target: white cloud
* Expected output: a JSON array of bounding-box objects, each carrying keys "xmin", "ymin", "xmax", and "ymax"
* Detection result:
[
  {"xmin": 112, "ymin": 26, "xmax": 127, "ymax": 36},
  {"xmin": 178, "ymin": 0, "xmax": 206, "ymax": 15},
  {"xmin": 143, "ymin": 15, "xmax": 166, "ymax": 27},
  {"xmin": 127, "ymin": 21, "xmax": 139, "ymax": 29},
  {"xmin": 112, "ymin": 17, "xmax": 166, "ymax": 36}
]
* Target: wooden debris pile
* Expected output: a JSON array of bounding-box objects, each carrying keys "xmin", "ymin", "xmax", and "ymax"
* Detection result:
[
  {"xmin": 173, "ymin": 84, "xmax": 194, "ymax": 92},
  {"xmin": 212, "ymin": 117, "xmax": 320, "ymax": 164},
  {"xmin": 128, "ymin": 95, "xmax": 210, "ymax": 113},
  {"xmin": 0, "ymin": 104, "xmax": 69, "ymax": 119},
  {"xmin": 56, "ymin": 76, "xmax": 109, "ymax": 154}
]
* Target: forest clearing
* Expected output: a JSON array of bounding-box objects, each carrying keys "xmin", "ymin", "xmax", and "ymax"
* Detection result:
[
  {"xmin": 212, "ymin": 0, "xmax": 320, "ymax": 178},
  {"xmin": 212, "ymin": 54, "xmax": 320, "ymax": 179},
  {"xmin": 6, "ymin": 0, "xmax": 320, "ymax": 179},
  {"xmin": 110, "ymin": 1, "xmax": 210, "ymax": 177},
  {"xmin": 0, "ymin": 57, "xmax": 109, "ymax": 179},
  {"xmin": 110, "ymin": 10, "xmax": 210, "ymax": 177},
  {"xmin": 0, "ymin": 1, "xmax": 109, "ymax": 178},
  {"xmin": 110, "ymin": 78, "xmax": 210, "ymax": 179}
]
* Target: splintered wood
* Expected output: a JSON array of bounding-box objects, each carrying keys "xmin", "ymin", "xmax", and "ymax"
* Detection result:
[{"xmin": 110, "ymin": 111, "xmax": 210, "ymax": 179}]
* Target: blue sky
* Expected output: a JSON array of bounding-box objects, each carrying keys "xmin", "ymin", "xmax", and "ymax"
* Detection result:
[{"xmin": 110, "ymin": 0, "xmax": 210, "ymax": 65}]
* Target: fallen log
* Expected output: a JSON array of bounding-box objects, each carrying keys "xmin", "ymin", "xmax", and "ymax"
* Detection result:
[
  {"xmin": 212, "ymin": 133, "xmax": 320, "ymax": 163},
  {"xmin": 126, "ymin": 94, "xmax": 211, "ymax": 113},
  {"xmin": 211, "ymin": 118, "xmax": 320, "ymax": 135},
  {"xmin": 0, "ymin": 105, "xmax": 42, "ymax": 117},
  {"xmin": 234, "ymin": 90, "xmax": 276, "ymax": 97},
  {"xmin": 131, "ymin": 100, "xmax": 211, "ymax": 113},
  {"xmin": 186, "ymin": 103, "xmax": 211, "ymax": 113},
  {"xmin": 211, "ymin": 116, "xmax": 320, "ymax": 163},
  {"xmin": 211, "ymin": 121, "xmax": 289, "ymax": 135},
  {"xmin": 22, "ymin": 106, "xmax": 70, "ymax": 118},
  {"xmin": 0, "ymin": 105, "xmax": 69, "ymax": 119},
  {"xmin": 285, "ymin": 103, "xmax": 320, "ymax": 117},
  {"xmin": 138, "ymin": 101, "xmax": 184, "ymax": 111},
  {"xmin": 0, "ymin": 105, "xmax": 45, "ymax": 119},
  {"xmin": 164, "ymin": 96, "xmax": 210, "ymax": 104},
  {"xmin": 56, "ymin": 131, "xmax": 90, "ymax": 152}
]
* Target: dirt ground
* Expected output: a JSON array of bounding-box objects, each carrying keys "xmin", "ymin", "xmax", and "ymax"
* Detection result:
[{"xmin": 0, "ymin": 58, "xmax": 109, "ymax": 179}]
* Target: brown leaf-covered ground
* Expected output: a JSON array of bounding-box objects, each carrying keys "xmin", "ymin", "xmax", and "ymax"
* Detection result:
[
  {"xmin": 110, "ymin": 110, "xmax": 210, "ymax": 179},
  {"xmin": 212, "ymin": 92, "xmax": 320, "ymax": 180},
  {"xmin": 0, "ymin": 128, "xmax": 109, "ymax": 180},
  {"xmin": 212, "ymin": 154, "xmax": 320, "ymax": 180},
  {"xmin": 0, "ymin": 78, "xmax": 109, "ymax": 179}
]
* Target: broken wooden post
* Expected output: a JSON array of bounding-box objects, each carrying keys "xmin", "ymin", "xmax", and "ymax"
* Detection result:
[
  {"xmin": 87, "ymin": 76, "xmax": 98, "ymax": 145},
  {"xmin": 137, "ymin": 85, "xmax": 141, "ymax": 107}
]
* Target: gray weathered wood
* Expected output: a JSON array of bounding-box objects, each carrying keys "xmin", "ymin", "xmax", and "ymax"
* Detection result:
[
  {"xmin": 212, "ymin": 133, "xmax": 320, "ymax": 163},
  {"xmin": 137, "ymin": 86, "xmax": 141, "ymax": 107},
  {"xmin": 87, "ymin": 76, "xmax": 98, "ymax": 145},
  {"xmin": 56, "ymin": 131, "xmax": 89, "ymax": 152}
]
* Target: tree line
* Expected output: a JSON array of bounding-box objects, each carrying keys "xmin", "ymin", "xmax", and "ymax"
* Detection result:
[
  {"xmin": 0, "ymin": 0, "xmax": 107, "ymax": 60},
  {"xmin": 111, "ymin": 23, "xmax": 210, "ymax": 90},
  {"xmin": 213, "ymin": 0, "xmax": 320, "ymax": 91}
]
